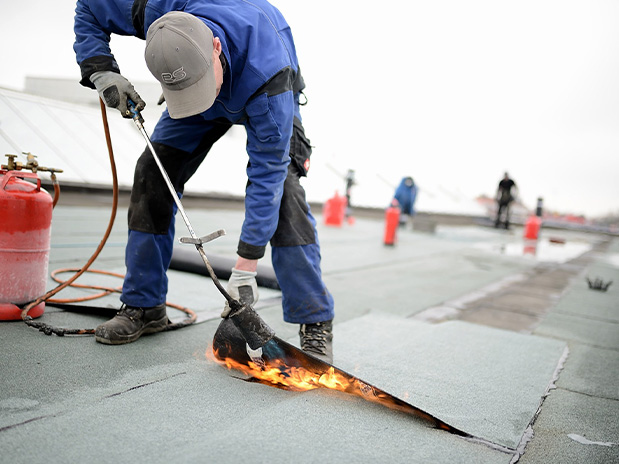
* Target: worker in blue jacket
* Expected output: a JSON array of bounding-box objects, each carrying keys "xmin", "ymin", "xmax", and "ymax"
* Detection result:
[
  {"xmin": 73, "ymin": 0, "xmax": 334, "ymax": 362},
  {"xmin": 393, "ymin": 177, "xmax": 418, "ymax": 226}
]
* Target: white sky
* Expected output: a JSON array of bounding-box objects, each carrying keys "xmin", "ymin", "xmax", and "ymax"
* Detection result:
[{"xmin": 1, "ymin": 0, "xmax": 618, "ymax": 217}]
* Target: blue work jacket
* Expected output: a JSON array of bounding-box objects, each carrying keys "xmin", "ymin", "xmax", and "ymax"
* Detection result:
[
  {"xmin": 394, "ymin": 178, "xmax": 418, "ymax": 215},
  {"xmin": 74, "ymin": 0, "xmax": 303, "ymax": 255}
]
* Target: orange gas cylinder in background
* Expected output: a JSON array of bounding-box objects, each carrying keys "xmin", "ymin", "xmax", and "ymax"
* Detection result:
[
  {"xmin": 523, "ymin": 215, "xmax": 542, "ymax": 241},
  {"xmin": 323, "ymin": 192, "xmax": 347, "ymax": 227},
  {"xmin": 384, "ymin": 200, "xmax": 400, "ymax": 246},
  {"xmin": 0, "ymin": 170, "xmax": 53, "ymax": 320}
]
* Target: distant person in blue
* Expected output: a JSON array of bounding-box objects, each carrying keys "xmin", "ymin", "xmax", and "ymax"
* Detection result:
[
  {"xmin": 73, "ymin": 0, "xmax": 334, "ymax": 362},
  {"xmin": 393, "ymin": 177, "xmax": 418, "ymax": 226}
]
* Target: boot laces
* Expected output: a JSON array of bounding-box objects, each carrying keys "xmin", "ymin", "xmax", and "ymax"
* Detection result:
[
  {"xmin": 300, "ymin": 322, "xmax": 331, "ymax": 354},
  {"xmin": 117, "ymin": 305, "xmax": 144, "ymax": 322}
]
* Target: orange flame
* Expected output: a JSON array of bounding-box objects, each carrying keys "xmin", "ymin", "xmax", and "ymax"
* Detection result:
[
  {"xmin": 205, "ymin": 345, "xmax": 419, "ymax": 417},
  {"xmin": 207, "ymin": 346, "xmax": 350, "ymax": 392}
]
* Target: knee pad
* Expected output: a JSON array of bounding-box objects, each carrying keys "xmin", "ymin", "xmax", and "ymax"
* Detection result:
[{"xmin": 128, "ymin": 143, "xmax": 181, "ymax": 234}]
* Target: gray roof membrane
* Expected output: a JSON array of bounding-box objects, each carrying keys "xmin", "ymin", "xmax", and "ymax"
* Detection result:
[{"xmin": 1, "ymin": 203, "xmax": 617, "ymax": 463}]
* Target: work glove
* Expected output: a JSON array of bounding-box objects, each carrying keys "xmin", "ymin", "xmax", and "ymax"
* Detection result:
[
  {"xmin": 221, "ymin": 268, "xmax": 259, "ymax": 317},
  {"xmin": 90, "ymin": 71, "xmax": 145, "ymax": 118}
]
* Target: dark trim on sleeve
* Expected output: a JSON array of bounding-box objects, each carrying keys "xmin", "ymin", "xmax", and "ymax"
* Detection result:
[
  {"xmin": 251, "ymin": 66, "xmax": 305, "ymax": 100},
  {"xmin": 131, "ymin": 0, "xmax": 148, "ymax": 39},
  {"xmin": 79, "ymin": 55, "xmax": 120, "ymax": 88},
  {"xmin": 252, "ymin": 67, "xmax": 294, "ymax": 99},
  {"xmin": 237, "ymin": 240, "xmax": 266, "ymax": 260}
]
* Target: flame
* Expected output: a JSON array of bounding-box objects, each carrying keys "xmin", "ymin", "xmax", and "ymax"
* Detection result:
[
  {"xmin": 207, "ymin": 345, "xmax": 352, "ymax": 392},
  {"xmin": 206, "ymin": 345, "xmax": 409, "ymax": 410}
]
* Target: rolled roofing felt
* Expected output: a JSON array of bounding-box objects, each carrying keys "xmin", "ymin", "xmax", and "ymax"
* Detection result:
[{"xmin": 170, "ymin": 246, "xmax": 280, "ymax": 290}]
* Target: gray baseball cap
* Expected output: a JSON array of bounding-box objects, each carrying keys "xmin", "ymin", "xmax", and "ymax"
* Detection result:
[{"xmin": 145, "ymin": 11, "xmax": 216, "ymax": 119}]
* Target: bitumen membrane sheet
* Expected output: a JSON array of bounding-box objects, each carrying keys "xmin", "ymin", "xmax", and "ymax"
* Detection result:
[
  {"xmin": 1, "ymin": 202, "xmax": 618, "ymax": 463},
  {"xmin": 333, "ymin": 314, "xmax": 566, "ymax": 451}
]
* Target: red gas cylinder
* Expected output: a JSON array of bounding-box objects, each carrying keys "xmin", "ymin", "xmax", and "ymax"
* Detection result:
[
  {"xmin": 384, "ymin": 201, "xmax": 401, "ymax": 246},
  {"xmin": 523, "ymin": 215, "xmax": 542, "ymax": 241},
  {"xmin": 323, "ymin": 192, "xmax": 347, "ymax": 227},
  {"xmin": 0, "ymin": 170, "xmax": 53, "ymax": 320}
]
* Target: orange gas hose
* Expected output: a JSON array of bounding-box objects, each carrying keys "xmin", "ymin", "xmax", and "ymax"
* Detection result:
[
  {"xmin": 20, "ymin": 98, "xmax": 117, "ymax": 321},
  {"xmin": 51, "ymin": 172, "xmax": 60, "ymax": 208},
  {"xmin": 22, "ymin": 99, "xmax": 196, "ymax": 334}
]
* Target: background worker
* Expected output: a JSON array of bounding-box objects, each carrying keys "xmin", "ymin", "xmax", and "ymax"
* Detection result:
[
  {"xmin": 393, "ymin": 176, "xmax": 418, "ymax": 226},
  {"xmin": 495, "ymin": 172, "xmax": 518, "ymax": 229},
  {"xmin": 344, "ymin": 169, "xmax": 356, "ymax": 219},
  {"xmin": 73, "ymin": 1, "xmax": 335, "ymax": 362}
]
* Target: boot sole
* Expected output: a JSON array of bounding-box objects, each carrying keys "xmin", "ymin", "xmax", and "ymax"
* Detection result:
[{"xmin": 95, "ymin": 317, "xmax": 168, "ymax": 345}]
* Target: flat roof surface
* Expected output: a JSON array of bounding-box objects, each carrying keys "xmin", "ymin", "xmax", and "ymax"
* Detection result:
[{"xmin": 2, "ymin": 201, "xmax": 617, "ymax": 463}]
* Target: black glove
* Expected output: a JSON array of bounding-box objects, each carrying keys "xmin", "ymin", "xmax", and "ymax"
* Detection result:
[{"xmin": 90, "ymin": 71, "xmax": 145, "ymax": 118}]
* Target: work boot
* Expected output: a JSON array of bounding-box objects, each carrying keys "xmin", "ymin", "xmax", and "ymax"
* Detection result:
[
  {"xmin": 299, "ymin": 320, "xmax": 333, "ymax": 364},
  {"xmin": 95, "ymin": 304, "xmax": 168, "ymax": 345}
]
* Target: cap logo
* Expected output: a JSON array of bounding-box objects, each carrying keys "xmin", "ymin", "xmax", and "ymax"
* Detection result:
[{"xmin": 161, "ymin": 67, "xmax": 187, "ymax": 84}]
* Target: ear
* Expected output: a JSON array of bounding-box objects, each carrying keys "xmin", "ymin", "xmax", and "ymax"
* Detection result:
[{"xmin": 213, "ymin": 37, "xmax": 222, "ymax": 55}]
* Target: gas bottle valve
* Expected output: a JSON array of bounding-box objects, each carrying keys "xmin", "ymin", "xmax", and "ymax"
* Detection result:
[{"xmin": 2, "ymin": 153, "xmax": 63, "ymax": 174}]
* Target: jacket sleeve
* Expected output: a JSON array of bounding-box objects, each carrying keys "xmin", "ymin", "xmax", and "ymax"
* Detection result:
[
  {"xmin": 73, "ymin": 0, "xmax": 124, "ymax": 88},
  {"xmin": 237, "ymin": 91, "xmax": 295, "ymax": 259}
]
